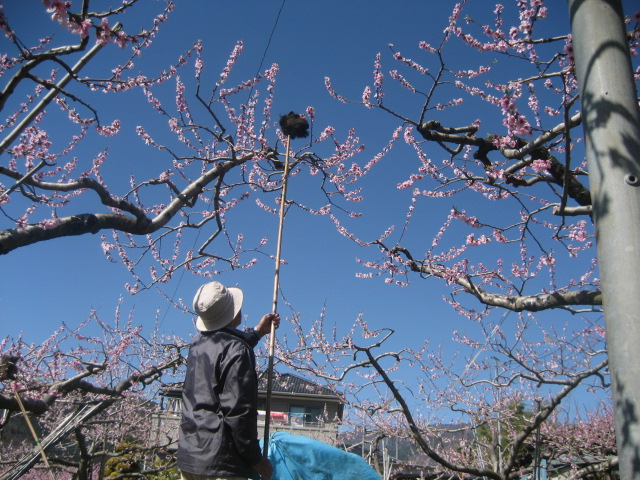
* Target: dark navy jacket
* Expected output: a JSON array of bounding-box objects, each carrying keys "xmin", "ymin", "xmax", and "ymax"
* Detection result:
[{"xmin": 177, "ymin": 327, "xmax": 262, "ymax": 479}]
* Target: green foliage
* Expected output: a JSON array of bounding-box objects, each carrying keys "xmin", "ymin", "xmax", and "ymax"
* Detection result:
[
  {"xmin": 147, "ymin": 465, "xmax": 181, "ymax": 480},
  {"xmin": 101, "ymin": 436, "xmax": 179, "ymax": 480},
  {"xmin": 103, "ymin": 437, "xmax": 143, "ymax": 479},
  {"xmin": 475, "ymin": 401, "xmax": 535, "ymax": 470}
]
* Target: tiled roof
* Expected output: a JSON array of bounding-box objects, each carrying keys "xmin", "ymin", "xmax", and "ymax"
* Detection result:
[
  {"xmin": 258, "ymin": 372, "xmax": 337, "ymax": 397},
  {"xmin": 160, "ymin": 373, "xmax": 338, "ymax": 398}
]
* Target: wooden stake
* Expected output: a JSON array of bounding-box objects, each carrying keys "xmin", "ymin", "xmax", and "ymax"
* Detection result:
[{"xmin": 14, "ymin": 391, "xmax": 56, "ymax": 480}]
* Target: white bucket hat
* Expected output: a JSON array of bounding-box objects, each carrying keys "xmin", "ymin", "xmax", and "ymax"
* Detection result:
[{"xmin": 193, "ymin": 281, "xmax": 244, "ymax": 332}]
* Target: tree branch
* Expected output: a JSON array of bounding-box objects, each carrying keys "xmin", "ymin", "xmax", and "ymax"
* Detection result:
[
  {"xmin": 0, "ymin": 153, "xmax": 252, "ymax": 254},
  {"xmin": 388, "ymin": 245, "xmax": 602, "ymax": 311}
]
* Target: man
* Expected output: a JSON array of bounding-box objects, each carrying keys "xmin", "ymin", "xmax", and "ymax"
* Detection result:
[{"xmin": 178, "ymin": 281, "xmax": 279, "ymax": 480}]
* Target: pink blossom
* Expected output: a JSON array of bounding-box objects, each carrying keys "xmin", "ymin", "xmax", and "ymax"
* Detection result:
[
  {"xmin": 175, "ymin": 77, "xmax": 187, "ymax": 112},
  {"xmin": 324, "ymin": 77, "xmax": 347, "ymax": 103},
  {"xmin": 391, "ymin": 49, "xmax": 429, "ymax": 75},
  {"xmin": 40, "ymin": 218, "xmax": 59, "ymax": 230},
  {"xmin": 69, "ymin": 19, "xmax": 91, "ymax": 38},
  {"xmin": 317, "ymin": 125, "xmax": 335, "ymax": 141},
  {"xmin": 389, "ymin": 69, "xmax": 417, "ymax": 93},
  {"xmin": 362, "ymin": 85, "xmax": 372, "ymax": 107},
  {"xmin": 403, "ymin": 125, "xmax": 415, "ymax": 144},
  {"xmin": 466, "ymin": 234, "xmax": 490, "ymax": 246},
  {"xmin": 305, "ymin": 106, "xmax": 315, "ymax": 121},
  {"xmin": 493, "ymin": 229, "xmax": 508, "ymax": 243},
  {"xmin": 218, "ymin": 41, "xmax": 243, "ymax": 86},
  {"xmin": 101, "ymin": 238, "xmax": 116, "ymax": 256},
  {"xmin": 397, "ymin": 179, "xmax": 414, "ymax": 190},
  {"xmin": 539, "ymin": 254, "xmax": 556, "ymax": 267},
  {"xmin": 373, "ymin": 52, "xmax": 384, "ymax": 100},
  {"xmin": 263, "ymin": 63, "xmax": 279, "ymax": 81},
  {"xmin": 563, "ymin": 35, "xmax": 574, "ymax": 63},
  {"xmin": 452, "ymin": 209, "xmax": 481, "ymax": 228},
  {"xmin": 48, "ymin": 1, "xmax": 68, "ymax": 24},
  {"xmin": 545, "ymin": 106, "xmax": 560, "ymax": 116},
  {"xmin": 505, "ymin": 113, "xmax": 531, "ymax": 136},
  {"xmin": 96, "ymin": 18, "xmax": 112, "ymax": 45},
  {"xmin": 531, "ymin": 159, "xmax": 551, "ymax": 173},
  {"xmin": 418, "ymin": 41, "xmax": 436, "ymax": 53},
  {"xmin": 96, "ymin": 119, "xmax": 121, "ymax": 137},
  {"xmin": 569, "ymin": 220, "xmax": 588, "ymax": 242},
  {"xmin": 487, "ymin": 168, "xmax": 505, "ymax": 180},
  {"xmin": 511, "ymin": 263, "xmax": 528, "ymax": 277},
  {"xmin": 194, "ymin": 57, "xmax": 204, "ymax": 78},
  {"xmin": 114, "ymin": 31, "xmax": 128, "ymax": 49},
  {"xmin": 136, "ymin": 126, "xmax": 153, "ymax": 145}
]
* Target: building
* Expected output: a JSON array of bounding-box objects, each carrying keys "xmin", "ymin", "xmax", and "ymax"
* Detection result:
[
  {"xmin": 257, "ymin": 372, "xmax": 344, "ymax": 446},
  {"xmin": 152, "ymin": 371, "xmax": 343, "ymax": 449}
]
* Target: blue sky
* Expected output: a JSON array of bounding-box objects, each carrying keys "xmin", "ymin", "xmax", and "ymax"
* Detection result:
[{"xmin": 2, "ymin": 0, "xmax": 636, "ymax": 414}]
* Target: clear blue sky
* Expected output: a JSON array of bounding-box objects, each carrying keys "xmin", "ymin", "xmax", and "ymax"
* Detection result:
[{"xmin": 2, "ymin": 1, "xmax": 636, "ymax": 413}]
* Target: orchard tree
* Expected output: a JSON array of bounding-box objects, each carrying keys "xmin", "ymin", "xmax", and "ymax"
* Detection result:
[
  {"xmin": 0, "ymin": 0, "xmax": 383, "ymax": 477},
  {"xmin": 0, "ymin": 1, "xmax": 361, "ymax": 478},
  {"xmin": 0, "ymin": 1, "xmax": 360, "ymax": 289},
  {"xmin": 0, "ymin": 305, "xmax": 185, "ymax": 480},
  {"xmin": 0, "ymin": 1, "xmax": 638, "ymax": 480},
  {"xmin": 277, "ymin": 1, "xmax": 638, "ymax": 479}
]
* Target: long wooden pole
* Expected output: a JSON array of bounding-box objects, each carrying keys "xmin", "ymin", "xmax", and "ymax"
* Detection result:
[
  {"xmin": 263, "ymin": 136, "xmax": 292, "ymax": 457},
  {"xmin": 13, "ymin": 391, "xmax": 56, "ymax": 480}
]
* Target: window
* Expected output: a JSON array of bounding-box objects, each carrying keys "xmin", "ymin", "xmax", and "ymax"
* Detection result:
[{"xmin": 289, "ymin": 405, "xmax": 323, "ymax": 426}]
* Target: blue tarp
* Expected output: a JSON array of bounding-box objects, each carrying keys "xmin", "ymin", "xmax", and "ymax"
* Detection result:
[{"xmin": 260, "ymin": 432, "xmax": 382, "ymax": 480}]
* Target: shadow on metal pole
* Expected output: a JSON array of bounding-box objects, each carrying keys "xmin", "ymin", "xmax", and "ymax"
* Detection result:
[{"xmin": 569, "ymin": 1, "xmax": 640, "ymax": 478}]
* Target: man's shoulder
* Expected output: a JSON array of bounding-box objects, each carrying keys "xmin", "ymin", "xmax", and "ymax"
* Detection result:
[{"xmin": 196, "ymin": 328, "xmax": 252, "ymax": 350}]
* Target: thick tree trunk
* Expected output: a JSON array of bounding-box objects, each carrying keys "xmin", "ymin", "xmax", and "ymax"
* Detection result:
[{"xmin": 569, "ymin": 1, "xmax": 640, "ymax": 478}]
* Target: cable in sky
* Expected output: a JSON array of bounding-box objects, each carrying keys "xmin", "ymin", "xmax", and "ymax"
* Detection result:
[{"xmin": 247, "ymin": 0, "xmax": 287, "ymax": 102}]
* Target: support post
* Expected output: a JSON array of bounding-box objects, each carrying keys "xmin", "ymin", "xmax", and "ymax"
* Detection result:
[{"xmin": 568, "ymin": 1, "xmax": 640, "ymax": 478}]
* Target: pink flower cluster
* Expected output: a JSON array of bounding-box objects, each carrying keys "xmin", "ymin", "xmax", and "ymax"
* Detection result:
[
  {"xmin": 218, "ymin": 41, "xmax": 243, "ymax": 86},
  {"xmin": 324, "ymin": 77, "xmax": 347, "ymax": 103},
  {"xmin": 373, "ymin": 53, "xmax": 384, "ymax": 101},
  {"xmin": 451, "ymin": 208, "xmax": 481, "ymax": 228}
]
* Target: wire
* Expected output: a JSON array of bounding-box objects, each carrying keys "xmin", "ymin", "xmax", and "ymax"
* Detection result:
[
  {"xmin": 258, "ymin": 0, "xmax": 286, "ymax": 76},
  {"xmin": 460, "ymin": 309, "xmax": 511, "ymax": 379},
  {"xmin": 247, "ymin": 0, "xmax": 287, "ymax": 102}
]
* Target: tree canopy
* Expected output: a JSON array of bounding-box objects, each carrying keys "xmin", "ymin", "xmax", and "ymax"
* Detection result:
[{"xmin": 1, "ymin": 1, "xmax": 639, "ymax": 479}]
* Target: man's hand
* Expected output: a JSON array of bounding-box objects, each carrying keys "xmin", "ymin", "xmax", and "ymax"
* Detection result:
[
  {"xmin": 255, "ymin": 313, "xmax": 280, "ymax": 338},
  {"xmin": 252, "ymin": 456, "xmax": 273, "ymax": 480}
]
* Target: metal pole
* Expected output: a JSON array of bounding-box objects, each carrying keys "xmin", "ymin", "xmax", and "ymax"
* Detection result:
[
  {"xmin": 568, "ymin": 1, "xmax": 640, "ymax": 478},
  {"xmin": 262, "ymin": 136, "xmax": 292, "ymax": 457}
]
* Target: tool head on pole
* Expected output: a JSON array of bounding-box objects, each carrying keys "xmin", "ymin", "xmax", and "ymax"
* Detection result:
[{"xmin": 279, "ymin": 111, "xmax": 309, "ymax": 139}]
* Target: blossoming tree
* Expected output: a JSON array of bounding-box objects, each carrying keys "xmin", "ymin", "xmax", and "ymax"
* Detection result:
[
  {"xmin": 0, "ymin": 307, "xmax": 185, "ymax": 480},
  {"xmin": 0, "ymin": 1, "xmax": 638, "ymax": 479},
  {"xmin": 0, "ymin": 1, "xmax": 363, "ymax": 477},
  {"xmin": 278, "ymin": 1, "xmax": 637, "ymax": 479}
]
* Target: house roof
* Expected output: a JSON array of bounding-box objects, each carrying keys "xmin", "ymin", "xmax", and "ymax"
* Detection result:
[
  {"xmin": 160, "ymin": 373, "xmax": 339, "ymax": 399},
  {"xmin": 258, "ymin": 372, "xmax": 337, "ymax": 398}
]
